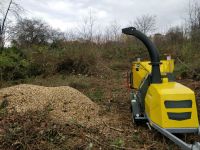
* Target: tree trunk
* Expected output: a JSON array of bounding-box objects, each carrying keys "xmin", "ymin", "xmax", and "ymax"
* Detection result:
[
  {"xmin": 0, "ymin": 34, "xmax": 4, "ymax": 50},
  {"xmin": 0, "ymin": 0, "xmax": 13, "ymax": 50}
]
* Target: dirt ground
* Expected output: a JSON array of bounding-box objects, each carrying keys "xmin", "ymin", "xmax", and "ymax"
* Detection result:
[{"xmin": 0, "ymin": 70, "xmax": 200, "ymax": 150}]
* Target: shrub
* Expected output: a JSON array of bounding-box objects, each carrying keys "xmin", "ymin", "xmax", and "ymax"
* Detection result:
[
  {"xmin": 0, "ymin": 48, "xmax": 30, "ymax": 81},
  {"xmin": 56, "ymin": 44, "xmax": 97, "ymax": 75}
]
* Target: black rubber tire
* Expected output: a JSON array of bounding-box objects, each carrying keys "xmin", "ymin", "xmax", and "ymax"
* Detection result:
[{"xmin": 130, "ymin": 105, "xmax": 140, "ymax": 125}]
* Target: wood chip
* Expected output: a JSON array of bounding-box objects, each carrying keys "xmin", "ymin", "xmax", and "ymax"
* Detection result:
[{"xmin": 0, "ymin": 84, "xmax": 102, "ymax": 127}]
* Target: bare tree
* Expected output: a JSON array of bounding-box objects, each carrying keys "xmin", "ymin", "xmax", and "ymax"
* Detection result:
[
  {"xmin": 11, "ymin": 18, "xmax": 51, "ymax": 47},
  {"xmin": 65, "ymin": 30, "xmax": 77, "ymax": 41},
  {"xmin": 165, "ymin": 26, "xmax": 184, "ymax": 44},
  {"xmin": 0, "ymin": 0, "xmax": 23, "ymax": 49},
  {"xmin": 131, "ymin": 14, "xmax": 156, "ymax": 34},
  {"xmin": 186, "ymin": 0, "xmax": 200, "ymax": 41},
  {"xmin": 93, "ymin": 25, "xmax": 103, "ymax": 44},
  {"xmin": 11, "ymin": 18, "xmax": 67, "ymax": 48},
  {"xmin": 78, "ymin": 10, "xmax": 96, "ymax": 42},
  {"xmin": 110, "ymin": 20, "xmax": 121, "ymax": 41},
  {"xmin": 104, "ymin": 20, "xmax": 121, "ymax": 42}
]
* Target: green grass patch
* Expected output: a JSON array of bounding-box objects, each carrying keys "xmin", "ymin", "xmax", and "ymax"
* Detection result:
[
  {"xmin": 112, "ymin": 138, "xmax": 124, "ymax": 147},
  {"xmin": 87, "ymin": 88, "xmax": 104, "ymax": 102}
]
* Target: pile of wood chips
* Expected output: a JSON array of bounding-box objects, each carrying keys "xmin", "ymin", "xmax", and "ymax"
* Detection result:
[{"xmin": 0, "ymin": 84, "xmax": 101, "ymax": 127}]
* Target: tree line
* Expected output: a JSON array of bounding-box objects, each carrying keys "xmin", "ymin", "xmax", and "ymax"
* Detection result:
[
  {"xmin": 0, "ymin": 0, "xmax": 199, "ymax": 47},
  {"xmin": 0, "ymin": 0, "xmax": 200, "ymax": 83}
]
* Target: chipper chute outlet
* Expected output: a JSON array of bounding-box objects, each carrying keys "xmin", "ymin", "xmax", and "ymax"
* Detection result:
[{"xmin": 122, "ymin": 27, "xmax": 200, "ymax": 150}]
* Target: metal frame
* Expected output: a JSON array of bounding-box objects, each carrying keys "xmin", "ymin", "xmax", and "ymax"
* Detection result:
[
  {"xmin": 149, "ymin": 120, "xmax": 200, "ymax": 150},
  {"xmin": 166, "ymin": 128, "xmax": 199, "ymax": 134}
]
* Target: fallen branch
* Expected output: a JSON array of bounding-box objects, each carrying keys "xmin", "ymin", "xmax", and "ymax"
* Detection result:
[
  {"xmin": 103, "ymin": 121, "xmax": 124, "ymax": 132},
  {"xmin": 85, "ymin": 134, "xmax": 102, "ymax": 146},
  {"xmin": 110, "ymin": 144, "xmax": 133, "ymax": 150},
  {"xmin": 144, "ymin": 143, "xmax": 156, "ymax": 149}
]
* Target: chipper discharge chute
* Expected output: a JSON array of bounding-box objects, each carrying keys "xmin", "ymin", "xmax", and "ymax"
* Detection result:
[{"xmin": 122, "ymin": 27, "xmax": 200, "ymax": 150}]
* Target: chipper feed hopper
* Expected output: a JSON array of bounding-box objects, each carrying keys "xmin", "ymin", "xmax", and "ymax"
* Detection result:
[{"xmin": 122, "ymin": 27, "xmax": 200, "ymax": 150}]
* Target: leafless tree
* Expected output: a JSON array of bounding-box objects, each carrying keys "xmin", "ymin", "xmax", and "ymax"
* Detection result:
[
  {"xmin": 11, "ymin": 18, "xmax": 67, "ymax": 48},
  {"xmin": 131, "ymin": 14, "xmax": 156, "ymax": 34},
  {"xmin": 78, "ymin": 10, "xmax": 96, "ymax": 42},
  {"xmin": 186, "ymin": 0, "xmax": 200, "ymax": 41},
  {"xmin": 104, "ymin": 20, "xmax": 121, "ymax": 42},
  {"xmin": 93, "ymin": 25, "xmax": 103, "ymax": 44},
  {"xmin": 65, "ymin": 30, "xmax": 77, "ymax": 41},
  {"xmin": 11, "ymin": 18, "xmax": 51, "ymax": 47},
  {"xmin": 50, "ymin": 29, "xmax": 65, "ymax": 42},
  {"xmin": 0, "ymin": 0, "xmax": 23, "ymax": 49},
  {"xmin": 165, "ymin": 26, "xmax": 184, "ymax": 44},
  {"xmin": 110, "ymin": 20, "xmax": 121, "ymax": 41}
]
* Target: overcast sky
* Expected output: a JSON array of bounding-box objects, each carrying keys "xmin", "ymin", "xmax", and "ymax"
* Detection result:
[{"xmin": 18, "ymin": 0, "xmax": 195, "ymax": 33}]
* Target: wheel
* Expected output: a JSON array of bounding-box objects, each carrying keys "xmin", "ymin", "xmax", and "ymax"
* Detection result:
[
  {"xmin": 131, "ymin": 108, "xmax": 140, "ymax": 125},
  {"xmin": 130, "ymin": 103, "xmax": 140, "ymax": 125}
]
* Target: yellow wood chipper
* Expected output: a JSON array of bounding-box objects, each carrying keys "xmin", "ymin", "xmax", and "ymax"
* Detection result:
[{"xmin": 122, "ymin": 27, "xmax": 200, "ymax": 150}]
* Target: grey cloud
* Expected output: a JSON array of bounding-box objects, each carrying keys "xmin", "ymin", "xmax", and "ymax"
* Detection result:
[{"xmin": 20, "ymin": 0, "xmax": 192, "ymax": 33}]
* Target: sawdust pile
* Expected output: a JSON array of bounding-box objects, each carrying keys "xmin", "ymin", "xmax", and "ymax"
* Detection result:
[{"xmin": 0, "ymin": 84, "xmax": 101, "ymax": 126}]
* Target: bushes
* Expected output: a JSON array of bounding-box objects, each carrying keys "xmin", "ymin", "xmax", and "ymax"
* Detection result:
[
  {"xmin": 1, "ymin": 38, "xmax": 199, "ymax": 82},
  {"xmin": 0, "ymin": 48, "xmax": 30, "ymax": 81},
  {"xmin": 0, "ymin": 47, "xmax": 49, "ymax": 81},
  {"xmin": 0, "ymin": 43, "xmax": 98, "ymax": 81},
  {"xmin": 100, "ymin": 42, "xmax": 137, "ymax": 60},
  {"xmin": 57, "ymin": 47, "xmax": 97, "ymax": 75}
]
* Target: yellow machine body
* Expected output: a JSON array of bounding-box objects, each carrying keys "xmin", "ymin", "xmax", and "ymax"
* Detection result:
[
  {"xmin": 131, "ymin": 59, "xmax": 199, "ymax": 129},
  {"xmin": 132, "ymin": 59, "xmax": 174, "ymax": 89},
  {"xmin": 145, "ymin": 82, "xmax": 199, "ymax": 128},
  {"xmin": 124, "ymin": 27, "xmax": 200, "ymax": 149}
]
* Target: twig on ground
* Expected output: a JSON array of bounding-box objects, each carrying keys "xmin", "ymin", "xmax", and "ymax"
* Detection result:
[
  {"xmin": 110, "ymin": 144, "xmax": 133, "ymax": 150},
  {"xmin": 144, "ymin": 143, "xmax": 156, "ymax": 149},
  {"xmin": 85, "ymin": 134, "xmax": 133, "ymax": 150},
  {"xmin": 103, "ymin": 121, "xmax": 124, "ymax": 132},
  {"xmin": 85, "ymin": 134, "xmax": 102, "ymax": 146}
]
